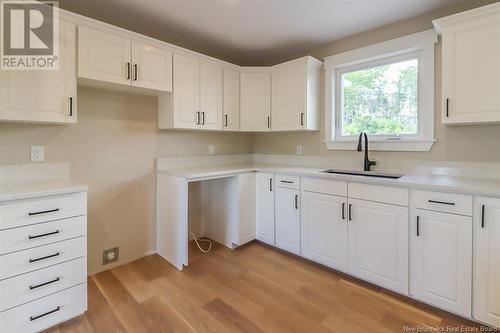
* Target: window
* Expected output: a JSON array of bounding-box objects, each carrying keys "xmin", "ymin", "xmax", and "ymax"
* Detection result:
[{"xmin": 324, "ymin": 30, "xmax": 437, "ymax": 151}]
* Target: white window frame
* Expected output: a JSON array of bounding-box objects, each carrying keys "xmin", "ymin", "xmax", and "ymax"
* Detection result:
[{"xmin": 324, "ymin": 30, "xmax": 438, "ymax": 151}]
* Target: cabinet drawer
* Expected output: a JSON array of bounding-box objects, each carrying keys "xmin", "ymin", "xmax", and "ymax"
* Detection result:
[
  {"xmin": 349, "ymin": 183, "xmax": 408, "ymax": 206},
  {"xmin": 276, "ymin": 175, "xmax": 300, "ymax": 189},
  {"xmin": 0, "ymin": 216, "xmax": 86, "ymax": 255},
  {"xmin": 0, "ymin": 282, "xmax": 87, "ymax": 333},
  {"xmin": 0, "ymin": 192, "xmax": 87, "ymax": 230},
  {"xmin": 0, "ymin": 236, "xmax": 86, "ymax": 280},
  {"xmin": 301, "ymin": 177, "xmax": 347, "ymax": 196},
  {"xmin": 413, "ymin": 190, "xmax": 472, "ymax": 216},
  {"xmin": 0, "ymin": 257, "xmax": 86, "ymax": 312}
]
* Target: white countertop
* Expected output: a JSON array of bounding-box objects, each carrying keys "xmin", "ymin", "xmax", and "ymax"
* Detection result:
[
  {"xmin": 158, "ymin": 163, "xmax": 500, "ymax": 198},
  {"xmin": 0, "ymin": 179, "xmax": 88, "ymax": 202}
]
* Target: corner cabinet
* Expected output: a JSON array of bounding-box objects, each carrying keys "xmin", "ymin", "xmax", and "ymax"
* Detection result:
[
  {"xmin": 240, "ymin": 69, "xmax": 271, "ymax": 132},
  {"xmin": 271, "ymin": 56, "xmax": 321, "ymax": 131},
  {"xmin": 474, "ymin": 197, "xmax": 500, "ymax": 327},
  {"xmin": 434, "ymin": 3, "xmax": 500, "ymax": 124},
  {"xmin": 158, "ymin": 54, "xmax": 223, "ymax": 130},
  {"xmin": 78, "ymin": 26, "xmax": 172, "ymax": 92},
  {"xmin": 0, "ymin": 21, "xmax": 76, "ymax": 124}
]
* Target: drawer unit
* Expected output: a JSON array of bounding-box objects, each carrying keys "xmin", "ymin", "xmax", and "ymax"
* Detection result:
[
  {"xmin": 349, "ymin": 182, "xmax": 408, "ymax": 206},
  {"xmin": 301, "ymin": 177, "xmax": 347, "ymax": 196},
  {"xmin": 275, "ymin": 174, "xmax": 300, "ymax": 190},
  {"xmin": 0, "ymin": 282, "xmax": 87, "ymax": 333},
  {"xmin": 0, "ymin": 236, "xmax": 86, "ymax": 280},
  {"xmin": 413, "ymin": 190, "xmax": 472, "ymax": 216},
  {"xmin": 0, "ymin": 216, "xmax": 86, "ymax": 255},
  {"xmin": 0, "ymin": 192, "xmax": 87, "ymax": 230},
  {"xmin": 0, "ymin": 257, "xmax": 87, "ymax": 312}
]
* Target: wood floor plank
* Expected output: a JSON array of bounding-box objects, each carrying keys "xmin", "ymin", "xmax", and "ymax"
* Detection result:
[{"xmin": 47, "ymin": 242, "xmax": 488, "ymax": 333}]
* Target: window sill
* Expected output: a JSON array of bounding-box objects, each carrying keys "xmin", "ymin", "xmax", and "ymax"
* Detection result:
[{"xmin": 325, "ymin": 139, "xmax": 435, "ymax": 152}]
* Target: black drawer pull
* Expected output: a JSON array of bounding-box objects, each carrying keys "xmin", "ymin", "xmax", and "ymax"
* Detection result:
[
  {"xmin": 416, "ymin": 216, "xmax": 420, "ymax": 236},
  {"xmin": 29, "ymin": 277, "xmax": 60, "ymax": 290},
  {"xmin": 481, "ymin": 204, "xmax": 485, "ymax": 228},
  {"xmin": 29, "ymin": 230, "xmax": 60, "ymax": 240},
  {"xmin": 280, "ymin": 180, "xmax": 293, "ymax": 184},
  {"xmin": 348, "ymin": 204, "xmax": 352, "ymax": 221},
  {"xmin": 342, "ymin": 203, "xmax": 346, "ymax": 220},
  {"xmin": 428, "ymin": 200, "xmax": 455, "ymax": 206},
  {"xmin": 269, "ymin": 178, "xmax": 273, "ymax": 192},
  {"xmin": 28, "ymin": 208, "xmax": 59, "ymax": 216},
  {"xmin": 294, "ymin": 194, "xmax": 299, "ymax": 209},
  {"xmin": 29, "ymin": 252, "xmax": 60, "ymax": 263},
  {"xmin": 30, "ymin": 306, "xmax": 60, "ymax": 321}
]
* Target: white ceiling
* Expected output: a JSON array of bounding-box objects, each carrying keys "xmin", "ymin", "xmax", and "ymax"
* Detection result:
[{"xmin": 61, "ymin": 0, "xmax": 462, "ymax": 65}]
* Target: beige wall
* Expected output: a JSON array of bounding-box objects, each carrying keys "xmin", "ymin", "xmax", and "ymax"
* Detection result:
[
  {"xmin": 253, "ymin": 0, "xmax": 500, "ymax": 164},
  {"xmin": 0, "ymin": 87, "xmax": 252, "ymax": 273}
]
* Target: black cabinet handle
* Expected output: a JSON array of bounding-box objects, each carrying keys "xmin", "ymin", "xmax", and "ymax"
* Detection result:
[
  {"xmin": 280, "ymin": 180, "xmax": 293, "ymax": 184},
  {"xmin": 126, "ymin": 62, "xmax": 131, "ymax": 80},
  {"xmin": 196, "ymin": 112, "xmax": 200, "ymax": 125},
  {"xmin": 416, "ymin": 216, "xmax": 420, "ymax": 236},
  {"xmin": 29, "ymin": 252, "xmax": 60, "ymax": 263},
  {"xmin": 201, "ymin": 112, "xmax": 205, "ymax": 125},
  {"xmin": 224, "ymin": 114, "xmax": 228, "ymax": 127},
  {"xmin": 134, "ymin": 64, "xmax": 138, "ymax": 81},
  {"xmin": 428, "ymin": 199, "xmax": 455, "ymax": 206},
  {"xmin": 69, "ymin": 97, "xmax": 73, "ymax": 116},
  {"xmin": 300, "ymin": 113, "xmax": 304, "ymax": 126},
  {"xmin": 30, "ymin": 306, "xmax": 60, "ymax": 321},
  {"xmin": 348, "ymin": 204, "xmax": 352, "ymax": 221},
  {"xmin": 342, "ymin": 203, "xmax": 345, "ymax": 220},
  {"xmin": 446, "ymin": 98, "xmax": 449, "ymax": 117},
  {"xmin": 29, "ymin": 277, "xmax": 60, "ymax": 290},
  {"xmin": 28, "ymin": 208, "xmax": 59, "ymax": 216},
  {"xmin": 29, "ymin": 230, "xmax": 59, "ymax": 240},
  {"xmin": 295, "ymin": 194, "xmax": 299, "ymax": 209},
  {"xmin": 481, "ymin": 204, "xmax": 485, "ymax": 228},
  {"xmin": 267, "ymin": 116, "xmax": 270, "ymax": 129},
  {"xmin": 269, "ymin": 178, "xmax": 273, "ymax": 192}
]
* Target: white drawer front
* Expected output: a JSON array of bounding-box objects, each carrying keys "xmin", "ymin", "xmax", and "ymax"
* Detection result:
[
  {"xmin": 0, "ymin": 257, "xmax": 87, "ymax": 312},
  {"xmin": 301, "ymin": 177, "xmax": 347, "ymax": 196},
  {"xmin": 0, "ymin": 282, "xmax": 87, "ymax": 333},
  {"xmin": 413, "ymin": 190, "xmax": 472, "ymax": 216},
  {"xmin": 0, "ymin": 236, "xmax": 86, "ymax": 280},
  {"xmin": 349, "ymin": 182, "xmax": 408, "ymax": 207},
  {"xmin": 276, "ymin": 175, "xmax": 300, "ymax": 189},
  {"xmin": 0, "ymin": 216, "xmax": 86, "ymax": 255},
  {"xmin": 0, "ymin": 192, "xmax": 87, "ymax": 230}
]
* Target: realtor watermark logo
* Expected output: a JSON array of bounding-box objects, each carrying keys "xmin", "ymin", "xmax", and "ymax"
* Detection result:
[{"xmin": 1, "ymin": 0, "xmax": 59, "ymax": 70}]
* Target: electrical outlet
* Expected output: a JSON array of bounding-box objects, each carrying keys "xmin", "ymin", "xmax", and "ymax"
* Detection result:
[
  {"xmin": 103, "ymin": 247, "xmax": 119, "ymax": 265},
  {"xmin": 296, "ymin": 144, "xmax": 303, "ymax": 155},
  {"xmin": 31, "ymin": 146, "xmax": 45, "ymax": 162},
  {"xmin": 208, "ymin": 144, "xmax": 215, "ymax": 155}
]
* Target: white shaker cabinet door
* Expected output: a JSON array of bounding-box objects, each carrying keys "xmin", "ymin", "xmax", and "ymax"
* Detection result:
[
  {"xmin": 172, "ymin": 54, "xmax": 200, "ymax": 129},
  {"xmin": 240, "ymin": 71, "xmax": 271, "ymax": 132},
  {"xmin": 275, "ymin": 187, "xmax": 300, "ymax": 255},
  {"xmin": 223, "ymin": 68, "xmax": 240, "ymax": 131},
  {"xmin": 199, "ymin": 61, "xmax": 223, "ymax": 130},
  {"xmin": 131, "ymin": 40, "xmax": 172, "ymax": 92},
  {"xmin": 256, "ymin": 173, "xmax": 275, "ymax": 245}
]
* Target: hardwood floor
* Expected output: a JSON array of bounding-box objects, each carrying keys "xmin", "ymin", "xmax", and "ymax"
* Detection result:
[{"xmin": 45, "ymin": 241, "xmax": 485, "ymax": 333}]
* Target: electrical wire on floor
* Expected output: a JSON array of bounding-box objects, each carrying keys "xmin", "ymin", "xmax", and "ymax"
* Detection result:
[{"xmin": 189, "ymin": 231, "xmax": 212, "ymax": 253}]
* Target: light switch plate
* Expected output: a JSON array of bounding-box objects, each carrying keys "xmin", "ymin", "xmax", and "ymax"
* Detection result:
[{"xmin": 31, "ymin": 146, "xmax": 45, "ymax": 162}]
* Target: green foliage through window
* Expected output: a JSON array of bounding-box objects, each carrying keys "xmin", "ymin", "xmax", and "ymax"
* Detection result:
[{"xmin": 341, "ymin": 58, "xmax": 418, "ymax": 136}]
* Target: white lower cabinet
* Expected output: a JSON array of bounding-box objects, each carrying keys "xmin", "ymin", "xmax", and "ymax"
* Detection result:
[
  {"xmin": 301, "ymin": 191, "xmax": 348, "ymax": 271},
  {"xmin": 256, "ymin": 173, "xmax": 275, "ymax": 245},
  {"xmin": 348, "ymin": 198, "xmax": 409, "ymax": 294},
  {"xmin": 474, "ymin": 197, "xmax": 500, "ymax": 327},
  {"xmin": 411, "ymin": 209, "xmax": 472, "ymax": 317},
  {"xmin": 275, "ymin": 186, "xmax": 301, "ymax": 255},
  {"xmin": 236, "ymin": 174, "xmax": 256, "ymax": 246}
]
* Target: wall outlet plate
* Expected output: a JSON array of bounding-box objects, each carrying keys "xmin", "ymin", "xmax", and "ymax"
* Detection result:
[
  {"xmin": 103, "ymin": 247, "xmax": 119, "ymax": 265},
  {"xmin": 296, "ymin": 144, "xmax": 303, "ymax": 155},
  {"xmin": 208, "ymin": 144, "xmax": 215, "ymax": 155},
  {"xmin": 30, "ymin": 146, "xmax": 44, "ymax": 162}
]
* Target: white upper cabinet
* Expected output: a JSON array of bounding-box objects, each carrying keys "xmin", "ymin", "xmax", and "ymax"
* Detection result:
[
  {"xmin": 170, "ymin": 54, "xmax": 200, "ymax": 129},
  {"xmin": 200, "ymin": 61, "xmax": 223, "ymax": 130},
  {"xmin": 223, "ymin": 68, "xmax": 240, "ymax": 131},
  {"xmin": 240, "ymin": 70, "xmax": 271, "ymax": 132},
  {"xmin": 301, "ymin": 191, "xmax": 348, "ymax": 271},
  {"xmin": 411, "ymin": 209, "xmax": 472, "ymax": 316},
  {"xmin": 348, "ymin": 198, "xmax": 409, "ymax": 294},
  {"xmin": 474, "ymin": 197, "xmax": 500, "ymax": 327},
  {"xmin": 131, "ymin": 41, "xmax": 173, "ymax": 91},
  {"xmin": 0, "ymin": 21, "xmax": 76, "ymax": 124},
  {"xmin": 78, "ymin": 26, "xmax": 172, "ymax": 92},
  {"xmin": 256, "ymin": 173, "xmax": 275, "ymax": 245},
  {"xmin": 271, "ymin": 56, "xmax": 321, "ymax": 131},
  {"xmin": 434, "ymin": 3, "xmax": 500, "ymax": 124}
]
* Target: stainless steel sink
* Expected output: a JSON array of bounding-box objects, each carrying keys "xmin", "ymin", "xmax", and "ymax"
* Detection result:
[{"xmin": 322, "ymin": 169, "xmax": 403, "ymax": 179}]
